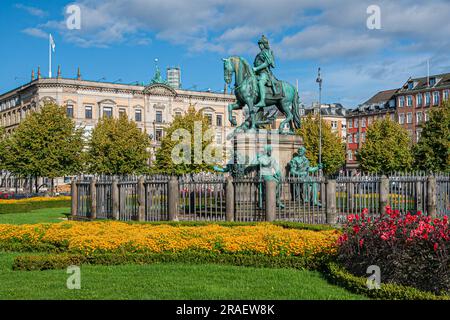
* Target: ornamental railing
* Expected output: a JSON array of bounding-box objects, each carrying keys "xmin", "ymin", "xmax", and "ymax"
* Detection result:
[{"xmin": 71, "ymin": 172, "xmax": 450, "ymax": 224}]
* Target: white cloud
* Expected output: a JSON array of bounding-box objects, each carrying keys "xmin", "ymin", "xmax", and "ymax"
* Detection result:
[
  {"xmin": 15, "ymin": 4, "xmax": 48, "ymax": 17},
  {"xmin": 22, "ymin": 27, "xmax": 48, "ymax": 39}
]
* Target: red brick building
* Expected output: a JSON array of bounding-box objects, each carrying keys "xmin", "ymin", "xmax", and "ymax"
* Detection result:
[
  {"xmin": 346, "ymin": 89, "xmax": 398, "ymax": 170},
  {"xmin": 394, "ymin": 73, "xmax": 450, "ymax": 143}
]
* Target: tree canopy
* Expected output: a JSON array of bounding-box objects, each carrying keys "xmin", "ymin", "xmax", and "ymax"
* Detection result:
[
  {"xmin": 1, "ymin": 103, "xmax": 84, "ymax": 181},
  {"xmin": 357, "ymin": 117, "xmax": 413, "ymax": 173},
  {"xmin": 86, "ymin": 115, "xmax": 151, "ymax": 174},
  {"xmin": 413, "ymin": 101, "xmax": 450, "ymax": 172},
  {"xmin": 153, "ymin": 105, "xmax": 220, "ymax": 175},
  {"xmin": 296, "ymin": 114, "xmax": 346, "ymax": 175}
]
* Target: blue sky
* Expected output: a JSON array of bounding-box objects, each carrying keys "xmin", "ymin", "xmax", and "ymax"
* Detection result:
[{"xmin": 1, "ymin": 0, "xmax": 450, "ymax": 108}]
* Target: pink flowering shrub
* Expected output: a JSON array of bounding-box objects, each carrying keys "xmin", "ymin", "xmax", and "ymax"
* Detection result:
[{"xmin": 337, "ymin": 206, "xmax": 450, "ymax": 294}]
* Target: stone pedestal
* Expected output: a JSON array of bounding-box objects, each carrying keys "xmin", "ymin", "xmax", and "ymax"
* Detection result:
[{"xmin": 232, "ymin": 130, "xmax": 303, "ymax": 177}]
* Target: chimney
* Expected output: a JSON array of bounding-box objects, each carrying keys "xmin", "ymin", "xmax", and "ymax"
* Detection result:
[
  {"xmin": 31, "ymin": 70, "xmax": 35, "ymax": 81},
  {"xmin": 57, "ymin": 65, "xmax": 61, "ymax": 79}
]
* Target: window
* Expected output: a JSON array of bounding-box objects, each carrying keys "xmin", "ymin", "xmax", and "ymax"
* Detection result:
[
  {"xmin": 355, "ymin": 133, "xmax": 359, "ymax": 143},
  {"xmin": 399, "ymin": 113, "xmax": 405, "ymax": 124},
  {"xmin": 156, "ymin": 111, "xmax": 163, "ymax": 123},
  {"xmin": 425, "ymin": 92, "xmax": 431, "ymax": 106},
  {"xmin": 85, "ymin": 106, "xmax": 92, "ymax": 119},
  {"xmin": 205, "ymin": 113, "xmax": 212, "ymax": 125},
  {"xmin": 103, "ymin": 106, "xmax": 113, "ymax": 118},
  {"xmin": 399, "ymin": 96, "xmax": 405, "ymax": 107},
  {"xmin": 119, "ymin": 108, "xmax": 126, "ymax": 118},
  {"xmin": 331, "ymin": 121, "xmax": 338, "ymax": 129},
  {"xmin": 348, "ymin": 134, "xmax": 353, "ymax": 143},
  {"xmin": 347, "ymin": 150, "xmax": 353, "ymax": 161},
  {"xmin": 155, "ymin": 129, "xmax": 163, "ymax": 141},
  {"xmin": 433, "ymin": 91, "xmax": 440, "ymax": 105},
  {"xmin": 408, "ymin": 81, "xmax": 414, "ymax": 90},
  {"xmin": 406, "ymin": 112, "xmax": 412, "ymax": 124},
  {"xmin": 390, "ymin": 113, "xmax": 395, "ymax": 121},
  {"xmin": 406, "ymin": 95, "xmax": 413, "ymax": 107},
  {"xmin": 416, "ymin": 94, "xmax": 422, "ymax": 107},
  {"xmin": 216, "ymin": 114, "xmax": 223, "ymax": 127},
  {"xmin": 367, "ymin": 117, "xmax": 372, "ymax": 126},
  {"xmin": 175, "ymin": 111, "xmax": 182, "ymax": 118},
  {"xmin": 416, "ymin": 111, "xmax": 423, "ymax": 124},
  {"xmin": 429, "ymin": 78, "xmax": 436, "ymax": 86},
  {"xmin": 135, "ymin": 109, "xmax": 142, "ymax": 122},
  {"xmin": 361, "ymin": 132, "xmax": 366, "ymax": 142},
  {"xmin": 444, "ymin": 90, "xmax": 449, "ymax": 102},
  {"xmin": 424, "ymin": 111, "xmax": 429, "ymax": 122},
  {"xmin": 416, "ymin": 129, "xmax": 422, "ymax": 142},
  {"xmin": 348, "ymin": 119, "xmax": 353, "ymax": 128},
  {"xmin": 66, "ymin": 105, "xmax": 74, "ymax": 118},
  {"xmin": 354, "ymin": 119, "xmax": 358, "ymax": 128},
  {"xmin": 361, "ymin": 118, "xmax": 366, "ymax": 128},
  {"xmin": 216, "ymin": 131, "xmax": 222, "ymax": 144}
]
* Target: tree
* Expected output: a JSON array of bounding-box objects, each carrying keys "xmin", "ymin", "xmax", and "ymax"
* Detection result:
[
  {"xmin": 296, "ymin": 114, "xmax": 346, "ymax": 175},
  {"xmin": 86, "ymin": 115, "xmax": 151, "ymax": 174},
  {"xmin": 357, "ymin": 117, "xmax": 413, "ymax": 173},
  {"xmin": 413, "ymin": 101, "xmax": 450, "ymax": 172},
  {"xmin": 2, "ymin": 103, "xmax": 84, "ymax": 192},
  {"xmin": 153, "ymin": 105, "xmax": 220, "ymax": 175}
]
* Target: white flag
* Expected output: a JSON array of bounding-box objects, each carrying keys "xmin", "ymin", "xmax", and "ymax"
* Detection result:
[{"xmin": 50, "ymin": 34, "xmax": 56, "ymax": 52}]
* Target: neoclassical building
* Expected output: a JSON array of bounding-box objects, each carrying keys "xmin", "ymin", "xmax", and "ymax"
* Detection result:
[{"xmin": 0, "ymin": 70, "xmax": 241, "ymax": 161}]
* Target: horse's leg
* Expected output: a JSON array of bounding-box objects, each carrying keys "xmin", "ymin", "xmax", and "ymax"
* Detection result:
[
  {"xmin": 228, "ymin": 102, "xmax": 242, "ymax": 126},
  {"xmin": 278, "ymin": 99, "xmax": 293, "ymax": 134},
  {"xmin": 245, "ymin": 95, "xmax": 257, "ymax": 131}
]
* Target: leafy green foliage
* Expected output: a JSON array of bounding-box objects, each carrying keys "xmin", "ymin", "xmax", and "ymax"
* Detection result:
[
  {"xmin": 357, "ymin": 118, "xmax": 413, "ymax": 173},
  {"xmin": 1, "ymin": 103, "xmax": 84, "ymax": 179},
  {"xmin": 413, "ymin": 101, "xmax": 450, "ymax": 172},
  {"xmin": 296, "ymin": 114, "xmax": 346, "ymax": 175},
  {"xmin": 86, "ymin": 115, "xmax": 151, "ymax": 174},
  {"xmin": 323, "ymin": 262, "xmax": 448, "ymax": 300},
  {"xmin": 153, "ymin": 106, "xmax": 219, "ymax": 175}
]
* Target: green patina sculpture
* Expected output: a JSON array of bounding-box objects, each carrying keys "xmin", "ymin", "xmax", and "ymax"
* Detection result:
[
  {"xmin": 245, "ymin": 145, "xmax": 285, "ymax": 209},
  {"xmin": 289, "ymin": 146, "xmax": 323, "ymax": 206},
  {"xmin": 213, "ymin": 153, "xmax": 248, "ymax": 178},
  {"xmin": 150, "ymin": 62, "xmax": 169, "ymax": 85},
  {"xmin": 223, "ymin": 35, "xmax": 302, "ymax": 134}
]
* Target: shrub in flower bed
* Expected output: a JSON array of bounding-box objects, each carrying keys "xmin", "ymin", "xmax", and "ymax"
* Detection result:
[
  {"xmin": 0, "ymin": 222, "xmax": 339, "ymax": 258},
  {"xmin": 322, "ymin": 262, "xmax": 449, "ymax": 300},
  {"xmin": 337, "ymin": 206, "xmax": 450, "ymax": 295},
  {"xmin": 13, "ymin": 250, "xmax": 328, "ymax": 271},
  {"xmin": 0, "ymin": 196, "xmax": 71, "ymax": 214}
]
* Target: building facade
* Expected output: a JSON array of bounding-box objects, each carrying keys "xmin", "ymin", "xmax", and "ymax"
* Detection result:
[
  {"xmin": 394, "ymin": 73, "xmax": 450, "ymax": 143},
  {"xmin": 0, "ymin": 73, "xmax": 240, "ymax": 162},
  {"xmin": 305, "ymin": 103, "xmax": 347, "ymax": 140},
  {"xmin": 345, "ymin": 89, "xmax": 397, "ymax": 170}
]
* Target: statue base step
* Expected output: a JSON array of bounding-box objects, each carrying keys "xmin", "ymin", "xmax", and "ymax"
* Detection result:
[{"xmin": 232, "ymin": 130, "xmax": 303, "ymax": 178}]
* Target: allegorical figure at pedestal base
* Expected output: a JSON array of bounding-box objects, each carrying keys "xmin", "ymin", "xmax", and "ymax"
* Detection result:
[{"xmin": 289, "ymin": 146, "xmax": 322, "ymax": 206}]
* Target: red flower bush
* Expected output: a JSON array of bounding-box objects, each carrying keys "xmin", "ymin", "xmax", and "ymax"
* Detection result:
[{"xmin": 338, "ymin": 206, "xmax": 450, "ymax": 295}]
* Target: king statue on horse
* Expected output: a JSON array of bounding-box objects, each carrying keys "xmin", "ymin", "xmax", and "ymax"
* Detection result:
[{"xmin": 223, "ymin": 35, "xmax": 302, "ymax": 135}]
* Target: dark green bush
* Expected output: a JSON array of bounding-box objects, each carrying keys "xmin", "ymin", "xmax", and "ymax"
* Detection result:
[
  {"xmin": 322, "ymin": 262, "xmax": 449, "ymax": 300},
  {"xmin": 0, "ymin": 200, "xmax": 71, "ymax": 214},
  {"xmin": 13, "ymin": 251, "xmax": 331, "ymax": 271}
]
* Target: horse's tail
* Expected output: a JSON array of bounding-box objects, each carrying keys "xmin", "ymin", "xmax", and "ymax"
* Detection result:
[{"xmin": 292, "ymin": 87, "xmax": 302, "ymax": 130}]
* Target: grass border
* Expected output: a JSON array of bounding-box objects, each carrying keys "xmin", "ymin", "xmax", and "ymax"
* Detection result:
[{"xmin": 0, "ymin": 200, "xmax": 71, "ymax": 214}]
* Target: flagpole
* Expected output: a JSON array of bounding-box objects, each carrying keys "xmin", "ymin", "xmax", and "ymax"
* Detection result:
[
  {"xmin": 49, "ymin": 34, "xmax": 52, "ymax": 78},
  {"xmin": 316, "ymin": 67, "xmax": 323, "ymax": 175}
]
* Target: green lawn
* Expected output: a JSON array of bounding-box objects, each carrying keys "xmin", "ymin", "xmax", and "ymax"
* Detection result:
[
  {"xmin": 0, "ymin": 207, "xmax": 70, "ymax": 224},
  {"xmin": 0, "ymin": 252, "xmax": 366, "ymax": 300}
]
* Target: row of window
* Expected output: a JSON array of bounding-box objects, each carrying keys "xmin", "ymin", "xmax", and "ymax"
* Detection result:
[
  {"xmin": 348, "ymin": 132, "xmax": 366, "ymax": 144},
  {"xmin": 398, "ymin": 90, "xmax": 448, "ymax": 108},
  {"xmin": 398, "ymin": 111, "xmax": 429, "ymax": 125},
  {"xmin": 66, "ymin": 106, "xmax": 225, "ymax": 126},
  {"xmin": 348, "ymin": 113, "xmax": 395, "ymax": 128}
]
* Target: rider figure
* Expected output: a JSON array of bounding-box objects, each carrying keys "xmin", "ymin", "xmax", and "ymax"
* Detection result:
[{"xmin": 253, "ymin": 35, "xmax": 277, "ymax": 108}]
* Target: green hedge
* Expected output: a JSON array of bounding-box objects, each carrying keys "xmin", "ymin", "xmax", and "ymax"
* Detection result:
[
  {"xmin": 12, "ymin": 251, "xmax": 331, "ymax": 272},
  {"xmin": 108, "ymin": 220, "xmax": 336, "ymax": 231},
  {"xmin": 322, "ymin": 262, "xmax": 449, "ymax": 300},
  {"xmin": 0, "ymin": 200, "xmax": 71, "ymax": 214}
]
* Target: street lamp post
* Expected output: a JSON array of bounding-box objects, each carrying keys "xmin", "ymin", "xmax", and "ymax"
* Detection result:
[{"xmin": 316, "ymin": 67, "xmax": 323, "ymax": 175}]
